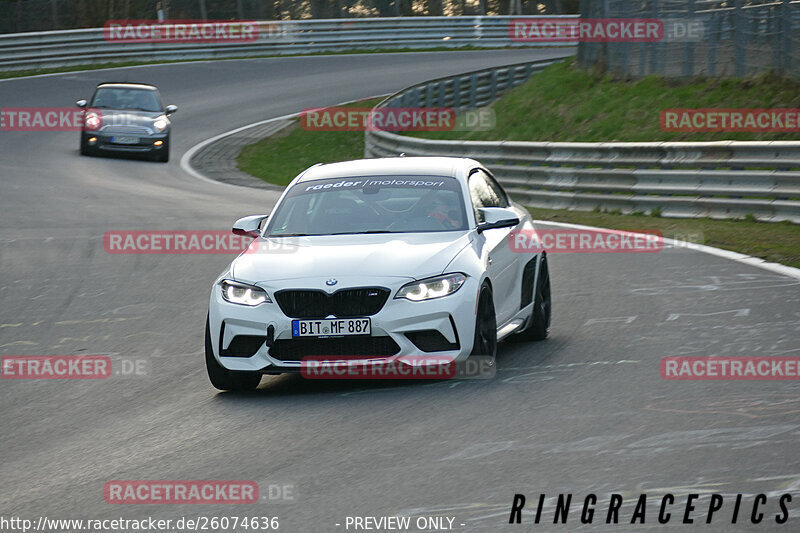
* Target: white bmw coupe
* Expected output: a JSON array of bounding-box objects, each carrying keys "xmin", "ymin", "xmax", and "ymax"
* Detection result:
[{"xmin": 205, "ymin": 157, "xmax": 551, "ymax": 390}]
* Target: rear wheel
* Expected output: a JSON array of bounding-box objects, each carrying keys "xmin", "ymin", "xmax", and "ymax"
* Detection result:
[
  {"xmin": 205, "ymin": 317, "xmax": 261, "ymax": 391},
  {"xmin": 471, "ymin": 283, "xmax": 497, "ymax": 359},
  {"xmin": 519, "ymin": 255, "xmax": 551, "ymax": 341}
]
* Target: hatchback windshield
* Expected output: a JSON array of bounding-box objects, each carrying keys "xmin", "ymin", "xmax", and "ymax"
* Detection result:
[
  {"xmin": 91, "ymin": 88, "xmax": 162, "ymax": 112},
  {"xmin": 267, "ymin": 175, "xmax": 468, "ymax": 236}
]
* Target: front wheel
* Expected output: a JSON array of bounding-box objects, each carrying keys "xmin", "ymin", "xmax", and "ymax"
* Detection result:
[
  {"xmin": 518, "ymin": 254, "xmax": 551, "ymax": 341},
  {"xmin": 471, "ymin": 283, "xmax": 497, "ymax": 359},
  {"xmin": 205, "ymin": 317, "xmax": 261, "ymax": 391}
]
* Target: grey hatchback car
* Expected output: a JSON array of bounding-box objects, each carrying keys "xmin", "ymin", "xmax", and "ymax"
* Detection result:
[{"xmin": 77, "ymin": 83, "xmax": 177, "ymax": 162}]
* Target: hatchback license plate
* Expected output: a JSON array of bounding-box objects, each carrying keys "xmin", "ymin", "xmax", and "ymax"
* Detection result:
[
  {"xmin": 111, "ymin": 136, "xmax": 138, "ymax": 144},
  {"xmin": 292, "ymin": 318, "xmax": 371, "ymax": 337}
]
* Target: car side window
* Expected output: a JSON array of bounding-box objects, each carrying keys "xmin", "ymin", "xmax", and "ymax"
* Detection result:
[
  {"xmin": 483, "ymin": 170, "xmax": 510, "ymax": 207},
  {"xmin": 468, "ymin": 169, "xmax": 503, "ymax": 222}
]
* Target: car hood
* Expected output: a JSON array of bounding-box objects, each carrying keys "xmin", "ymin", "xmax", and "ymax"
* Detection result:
[
  {"xmin": 93, "ymin": 109, "xmax": 164, "ymax": 129},
  {"xmin": 231, "ymin": 232, "xmax": 473, "ymax": 284}
]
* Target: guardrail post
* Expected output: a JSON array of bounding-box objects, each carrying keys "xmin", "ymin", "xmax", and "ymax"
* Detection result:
[
  {"xmin": 489, "ymin": 70, "xmax": 498, "ymax": 101},
  {"xmin": 453, "ymin": 77, "xmax": 462, "ymax": 108},
  {"xmin": 733, "ymin": 0, "xmax": 745, "ymax": 77},
  {"xmin": 469, "ymin": 73, "xmax": 477, "ymax": 108},
  {"xmin": 425, "ymin": 83, "xmax": 434, "ymax": 108}
]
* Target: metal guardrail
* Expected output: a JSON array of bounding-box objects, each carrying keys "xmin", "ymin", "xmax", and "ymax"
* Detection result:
[
  {"xmin": 364, "ymin": 59, "xmax": 800, "ymax": 223},
  {"xmin": 0, "ymin": 16, "xmax": 577, "ymax": 71}
]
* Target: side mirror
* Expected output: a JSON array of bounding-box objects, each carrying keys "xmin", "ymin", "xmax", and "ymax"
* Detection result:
[
  {"xmin": 477, "ymin": 207, "xmax": 520, "ymax": 233},
  {"xmin": 165, "ymin": 104, "xmax": 178, "ymax": 115},
  {"xmin": 76, "ymin": 100, "xmax": 87, "ymax": 108},
  {"xmin": 232, "ymin": 215, "xmax": 268, "ymax": 238}
]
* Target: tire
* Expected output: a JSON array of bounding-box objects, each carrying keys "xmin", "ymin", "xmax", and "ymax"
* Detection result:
[
  {"xmin": 518, "ymin": 254, "xmax": 551, "ymax": 341},
  {"xmin": 471, "ymin": 283, "xmax": 497, "ymax": 359},
  {"xmin": 205, "ymin": 317, "xmax": 261, "ymax": 391}
]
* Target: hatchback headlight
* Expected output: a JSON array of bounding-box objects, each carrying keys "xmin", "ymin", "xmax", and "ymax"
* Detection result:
[
  {"xmin": 395, "ymin": 273, "xmax": 466, "ymax": 301},
  {"xmin": 85, "ymin": 112, "xmax": 101, "ymax": 130},
  {"xmin": 220, "ymin": 280, "xmax": 270, "ymax": 306},
  {"xmin": 153, "ymin": 117, "xmax": 168, "ymax": 132}
]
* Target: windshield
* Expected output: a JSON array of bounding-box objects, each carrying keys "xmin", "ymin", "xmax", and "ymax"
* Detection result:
[
  {"xmin": 266, "ymin": 175, "xmax": 468, "ymax": 236},
  {"xmin": 90, "ymin": 87, "xmax": 162, "ymax": 112}
]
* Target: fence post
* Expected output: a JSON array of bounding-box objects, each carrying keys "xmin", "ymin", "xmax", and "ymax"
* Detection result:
[
  {"xmin": 683, "ymin": 0, "xmax": 695, "ymax": 77},
  {"xmin": 708, "ymin": 8, "xmax": 719, "ymax": 77},
  {"xmin": 782, "ymin": 0, "xmax": 792, "ymax": 74},
  {"xmin": 733, "ymin": 0, "xmax": 745, "ymax": 77},
  {"xmin": 50, "ymin": 0, "xmax": 59, "ymax": 30},
  {"xmin": 649, "ymin": 0, "xmax": 660, "ymax": 75},
  {"xmin": 771, "ymin": 3, "xmax": 781, "ymax": 72}
]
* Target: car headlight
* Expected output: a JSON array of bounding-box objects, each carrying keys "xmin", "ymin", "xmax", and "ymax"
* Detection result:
[
  {"xmin": 395, "ymin": 273, "xmax": 466, "ymax": 301},
  {"xmin": 85, "ymin": 112, "xmax": 101, "ymax": 130},
  {"xmin": 220, "ymin": 280, "xmax": 270, "ymax": 306},
  {"xmin": 153, "ymin": 117, "xmax": 168, "ymax": 132}
]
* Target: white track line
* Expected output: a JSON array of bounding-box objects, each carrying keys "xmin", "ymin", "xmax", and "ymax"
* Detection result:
[
  {"xmin": 180, "ymin": 94, "xmax": 391, "ymax": 190},
  {"xmin": 179, "ymin": 112, "xmax": 302, "ymax": 190}
]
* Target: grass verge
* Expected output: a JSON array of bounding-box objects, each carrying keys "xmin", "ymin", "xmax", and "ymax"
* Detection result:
[
  {"xmin": 528, "ymin": 207, "xmax": 800, "ymax": 269},
  {"xmin": 237, "ymin": 98, "xmax": 380, "ymax": 187},
  {"xmin": 413, "ymin": 58, "xmax": 800, "ymax": 142}
]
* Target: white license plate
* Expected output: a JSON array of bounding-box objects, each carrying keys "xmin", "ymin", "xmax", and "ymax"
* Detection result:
[
  {"xmin": 292, "ymin": 318, "xmax": 371, "ymax": 337},
  {"xmin": 111, "ymin": 136, "xmax": 138, "ymax": 144}
]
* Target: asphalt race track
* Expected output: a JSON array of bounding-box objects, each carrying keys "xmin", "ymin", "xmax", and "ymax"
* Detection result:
[{"xmin": 1, "ymin": 49, "xmax": 799, "ymax": 532}]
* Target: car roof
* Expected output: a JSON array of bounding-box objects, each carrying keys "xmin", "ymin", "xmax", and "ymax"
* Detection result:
[
  {"xmin": 296, "ymin": 157, "xmax": 480, "ymax": 183},
  {"xmin": 96, "ymin": 83, "xmax": 158, "ymax": 91}
]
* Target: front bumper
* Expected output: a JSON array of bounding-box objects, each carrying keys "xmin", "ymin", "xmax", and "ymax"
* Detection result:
[
  {"xmin": 207, "ymin": 275, "xmax": 479, "ymax": 373},
  {"xmin": 82, "ymin": 131, "xmax": 168, "ymax": 153}
]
